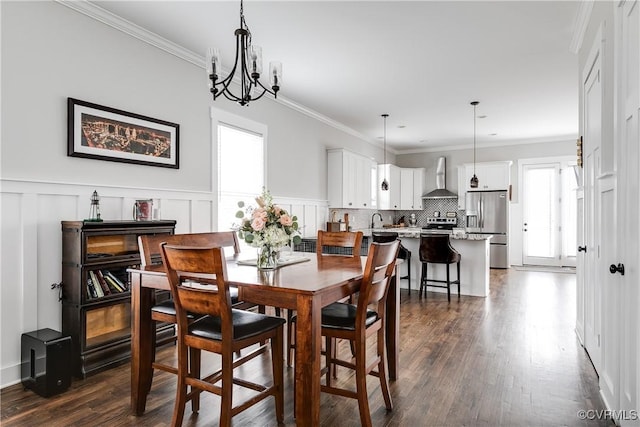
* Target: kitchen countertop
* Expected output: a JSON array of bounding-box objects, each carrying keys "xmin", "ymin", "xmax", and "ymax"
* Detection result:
[{"xmin": 362, "ymin": 228, "xmax": 492, "ymax": 240}]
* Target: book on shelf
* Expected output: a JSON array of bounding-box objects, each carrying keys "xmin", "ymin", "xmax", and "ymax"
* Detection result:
[
  {"xmin": 98, "ymin": 270, "xmax": 120, "ymax": 293},
  {"xmin": 102, "ymin": 271, "xmax": 124, "ymax": 293},
  {"xmin": 89, "ymin": 271, "xmax": 104, "ymax": 298},
  {"xmin": 104, "ymin": 270, "xmax": 128, "ymax": 293},
  {"xmin": 94, "ymin": 270, "xmax": 111, "ymax": 295},
  {"xmin": 87, "ymin": 276, "xmax": 98, "ymax": 299}
]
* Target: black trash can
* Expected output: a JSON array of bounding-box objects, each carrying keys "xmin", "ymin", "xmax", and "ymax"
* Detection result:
[{"xmin": 21, "ymin": 328, "xmax": 72, "ymax": 397}]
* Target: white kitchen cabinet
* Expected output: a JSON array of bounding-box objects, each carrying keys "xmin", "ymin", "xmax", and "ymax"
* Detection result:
[
  {"xmin": 399, "ymin": 168, "xmax": 424, "ymax": 210},
  {"xmin": 457, "ymin": 165, "xmax": 466, "ymax": 210},
  {"xmin": 327, "ymin": 149, "xmax": 376, "ymax": 209},
  {"xmin": 400, "ymin": 168, "xmax": 414, "ymax": 210},
  {"xmin": 463, "ymin": 161, "xmax": 512, "ymax": 192},
  {"xmin": 377, "ymin": 164, "xmax": 401, "ymax": 210},
  {"xmin": 412, "ymin": 168, "xmax": 425, "ymax": 210}
]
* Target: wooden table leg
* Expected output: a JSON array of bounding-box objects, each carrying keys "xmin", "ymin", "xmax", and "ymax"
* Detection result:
[
  {"xmin": 130, "ymin": 272, "xmax": 155, "ymax": 415},
  {"xmin": 294, "ymin": 294, "xmax": 322, "ymax": 426},
  {"xmin": 386, "ymin": 268, "xmax": 400, "ymax": 381}
]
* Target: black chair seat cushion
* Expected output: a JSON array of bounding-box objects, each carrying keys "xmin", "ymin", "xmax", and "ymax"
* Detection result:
[
  {"xmin": 189, "ymin": 309, "xmax": 286, "ymax": 341},
  {"xmin": 292, "ymin": 302, "xmax": 378, "ymax": 331}
]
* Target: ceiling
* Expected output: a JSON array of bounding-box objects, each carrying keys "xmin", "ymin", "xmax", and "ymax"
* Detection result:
[{"xmin": 90, "ymin": 0, "xmax": 581, "ymax": 153}]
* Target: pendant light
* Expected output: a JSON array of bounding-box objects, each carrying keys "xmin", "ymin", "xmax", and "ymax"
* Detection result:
[
  {"xmin": 381, "ymin": 114, "xmax": 389, "ymax": 191},
  {"xmin": 470, "ymin": 101, "xmax": 479, "ymax": 188}
]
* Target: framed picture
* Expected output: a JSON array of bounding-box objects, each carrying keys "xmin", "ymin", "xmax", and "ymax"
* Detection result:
[{"xmin": 67, "ymin": 98, "xmax": 179, "ymax": 168}]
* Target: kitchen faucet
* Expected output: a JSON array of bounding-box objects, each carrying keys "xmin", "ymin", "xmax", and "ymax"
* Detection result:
[{"xmin": 371, "ymin": 212, "xmax": 383, "ymax": 229}]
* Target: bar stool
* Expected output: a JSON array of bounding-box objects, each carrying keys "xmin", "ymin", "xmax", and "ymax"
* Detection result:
[
  {"xmin": 371, "ymin": 232, "xmax": 412, "ymax": 292},
  {"xmin": 418, "ymin": 234, "xmax": 461, "ymax": 301}
]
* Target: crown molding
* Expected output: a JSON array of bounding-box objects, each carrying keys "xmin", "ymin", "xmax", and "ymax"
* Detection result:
[
  {"xmin": 397, "ymin": 134, "xmax": 578, "ymax": 155},
  {"xmin": 55, "ymin": 0, "xmax": 375, "ymax": 147},
  {"xmin": 569, "ymin": 0, "xmax": 594, "ymax": 54},
  {"xmin": 56, "ymin": 0, "xmax": 204, "ymax": 67}
]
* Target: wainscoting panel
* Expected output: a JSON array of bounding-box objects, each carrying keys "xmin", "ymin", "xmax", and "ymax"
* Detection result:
[
  {"xmin": 0, "ymin": 179, "xmax": 328, "ymax": 387},
  {"xmin": 160, "ymin": 199, "xmax": 194, "ymax": 234}
]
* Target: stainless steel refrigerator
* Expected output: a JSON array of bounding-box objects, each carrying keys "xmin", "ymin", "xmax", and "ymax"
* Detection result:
[{"xmin": 465, "ymin": 190, "xmax": 509, "ymax": 268}]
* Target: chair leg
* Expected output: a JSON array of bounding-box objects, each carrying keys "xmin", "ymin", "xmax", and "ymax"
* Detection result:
[
  {"xmin": 172, "ymin": 343, "xmax": 189, "ymax": 427},
  {"xmin": 419, "ymin": 263, "xmax": 426, "ymax": 298},
  {"xmin": 457, "ymin": 261, "xmax": 461, "ymax": 298},
  {"xmin": 446, "ymin": 264, "xmax": 451, "ymax": 302},
  {"xmin": 286, "ymin": 310, "xmax": 295, "ymax": 367},
  {"xmin": 189, "ymin": 347, "xmax": 201, "ymax": 412},
  {"xmin": 219, "ymin": 351, "xmax": 233, "ymax": 427},
  {"xmin": 407, "ymin": 253, "xmax": 411, "ymax": 294},
  {"xmin": 354, "ymin": 337, "xmax": 372, "ymax": 427},
  {"xmin": 271, "ymin": 327, "xmax": 285, "ymax": 423},
  {"xmin": 325, "ymin": 335, "xmax": 333, "ymax": 387},
  {"xmin": 377, "ymin": 327, "xmax": 393, "ymax": 411}
]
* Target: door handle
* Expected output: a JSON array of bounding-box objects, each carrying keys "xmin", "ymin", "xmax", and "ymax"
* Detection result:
[
  {"xmin": 578, "ymin": 246, "xmax": 587, "ymax": 252},
  {"xmin": 609, "ymin": 263, "xmax": 625, "ymax": 275}
]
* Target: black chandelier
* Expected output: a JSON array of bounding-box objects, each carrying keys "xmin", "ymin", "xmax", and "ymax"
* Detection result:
[{"xmin": 207, "ymin": 0, "xmax": 282, "ymax": 106}]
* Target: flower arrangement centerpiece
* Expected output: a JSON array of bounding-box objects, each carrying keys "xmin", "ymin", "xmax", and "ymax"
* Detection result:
[{"xmin": 235, "ymin": 189, "xmax": 302, "ymax": 269}]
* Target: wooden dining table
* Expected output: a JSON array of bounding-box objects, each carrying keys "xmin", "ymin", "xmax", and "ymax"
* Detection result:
[{"xmin": 129, "ymin": 252, "xmax": 400, "ymax": 426}]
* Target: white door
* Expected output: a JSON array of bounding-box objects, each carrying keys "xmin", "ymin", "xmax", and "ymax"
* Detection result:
[
  {"xmin": 522, "ymin": 163, "xmax": 561, "ymax": 266},
  {"xmin": 582, "ymin": 39, "xmax": 602, "ymax": 374},
  {"xmin": 599, "ymin": 175, "xmax": 619, "ymax": 412},
  {"xmin": 575, "ymin": 189, "xmax": 585, "ymax": 345},
  {"xmin": 607, "ymin": 0, "xmax": 639, "ymax": 419},
  {"xmin": 521, "ymin": 161, "xmax": 577, "ymax": 267}
]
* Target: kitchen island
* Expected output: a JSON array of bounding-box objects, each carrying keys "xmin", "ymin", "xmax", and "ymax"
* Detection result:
[{"xmin": 366, "ymin": 228, "xmax": 491, "ymax": 297}]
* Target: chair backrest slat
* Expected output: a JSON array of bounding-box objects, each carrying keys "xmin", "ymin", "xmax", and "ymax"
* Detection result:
[
  {"xmin": 316, "ymin": 230, "xmax": 364, "ymax": 257},
  {"xmin": 139, "ymin": 231, "xmax": 240, "ymax": 266},
  {"xmin": 160, "ymin": 244, "xmax": 232, "ymax": 329}
]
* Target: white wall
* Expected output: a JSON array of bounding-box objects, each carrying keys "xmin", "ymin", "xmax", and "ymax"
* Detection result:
[{"xmin": 0, "ymin": 1, "xmax": 386, "ymax": 387}]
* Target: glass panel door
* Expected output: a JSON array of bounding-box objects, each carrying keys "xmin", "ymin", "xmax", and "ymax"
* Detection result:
[{"xmin": 522, "ymin": 163, "xmax": 561, "ymax": 265}]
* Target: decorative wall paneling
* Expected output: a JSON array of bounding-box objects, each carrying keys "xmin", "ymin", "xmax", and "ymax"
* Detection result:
[{"xmin": 0, "ymin": 178, "xmax": 327, "ymax": 387}]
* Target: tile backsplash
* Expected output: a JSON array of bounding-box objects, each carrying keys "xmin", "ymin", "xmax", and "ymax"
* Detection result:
[{"xmin": 329, "ymin": 198, "xmax": 465, "ymax": 230}]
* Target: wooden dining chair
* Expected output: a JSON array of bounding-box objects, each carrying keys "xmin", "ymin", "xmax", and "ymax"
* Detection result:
[
  {"xmin": 286, "ymin": 230, "xmax": 364, "ymax": 368},
  {"xmin": 316, "ymin": 230, "xmax": 364, "ymax": 257},
  {"xmin": 137, "ymin": 231, "xmax": 259, "ymax": 406},
  {"xmin": 321, "ymin": 239, "xmax": 400, "ymax": 427},
  {"xmin": 160, "ymin": 244, "xmax": 285, "ymax": 427}
]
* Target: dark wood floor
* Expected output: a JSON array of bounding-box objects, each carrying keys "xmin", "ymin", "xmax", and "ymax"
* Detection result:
[{"xmin": 2, "ymin": 269, "xmax": 611, "ymax": 426}]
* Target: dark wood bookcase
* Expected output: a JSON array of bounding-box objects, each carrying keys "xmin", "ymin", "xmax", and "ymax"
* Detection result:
[{"xmin": 61, "ymin": 220, "xmax": 176, "ymax": 378}]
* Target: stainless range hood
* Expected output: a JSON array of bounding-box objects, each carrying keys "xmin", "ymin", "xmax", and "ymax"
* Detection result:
[{"xmin": 422, "ymin": 157, "xmax": 458, "ymax": 199}]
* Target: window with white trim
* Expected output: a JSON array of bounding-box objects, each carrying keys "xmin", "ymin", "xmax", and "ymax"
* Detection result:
[{"xmin": 213, "ymin": 110, "xmax": 266, "ymax": 234}]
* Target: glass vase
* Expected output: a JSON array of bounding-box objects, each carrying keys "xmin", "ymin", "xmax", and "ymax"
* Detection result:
[{"xmin": 257, "ymin": 245, "xmax": 278, "ymax": 270}]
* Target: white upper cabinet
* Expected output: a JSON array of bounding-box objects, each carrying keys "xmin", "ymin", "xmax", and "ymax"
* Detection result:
[
  {"xmin": 412, "ymin": 168, "xmax": 425, "ymax": 210},
  {"xmin": 327, "ymin": 149, "xmax": 376, "ymax": 209},
  {"xmin": 463, "ymin": 161, "xmax": 512, "ymax": 192},
  {"xmin": 457, "ymin": 165, "xmax": 466, "ymax": 210},
  {"xmin": 400, "ymin": 168, "xmax": 425, "ymax": 210},
  {"xmin": 377, "ymin": 165, "xmax": 424, "ymax": 210},
  {"xmin": 377, "ymin": 164, "xmax": 401, "ymax": 210},
  {"xmin": 400, "ymin": 168, "xmax": 414, "ymax": 210}
]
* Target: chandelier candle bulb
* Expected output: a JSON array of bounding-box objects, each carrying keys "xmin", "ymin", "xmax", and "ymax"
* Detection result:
[
  {"xmin": 250, "ymin": 45, "xmax": 262, "ymax": 76},
  {"xmin": 270, "ymin": 62, "xmax": 282, "ymax": 88}
]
